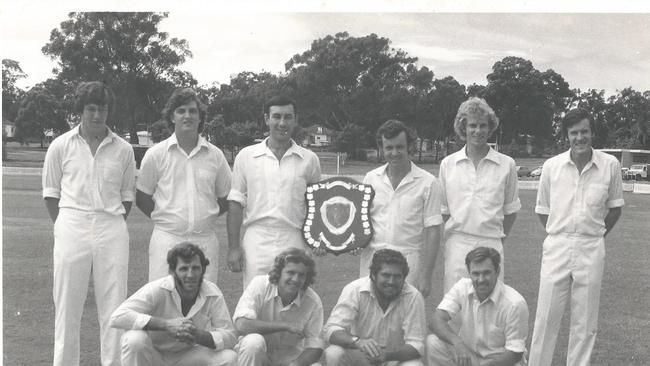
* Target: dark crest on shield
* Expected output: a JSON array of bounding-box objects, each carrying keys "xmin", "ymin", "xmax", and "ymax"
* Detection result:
[{"xmin": 303, "ymin": 177, "xmax": 375, "ymax": 255}]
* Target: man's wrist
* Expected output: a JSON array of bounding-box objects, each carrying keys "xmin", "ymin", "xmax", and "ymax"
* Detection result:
[{"xmin": 350, "ymin": 335, "xmax": 360, "ymax": 348}]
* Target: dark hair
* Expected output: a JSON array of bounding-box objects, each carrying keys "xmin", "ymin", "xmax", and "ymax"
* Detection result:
[
  {"xmin": 167, "ymin": 242, "xmax": 210, "ymax": 273},
  {"xmin": 369, "ymin": 249, "xmax": 409, "ymax": 278},
  {"xmin": 268, "ymin": 248, "xmax": 316, "ymax": 290},
  {"xmin": 376, "ymin": 119, "xmax": 417, "ymax": 154},
  {"xmin": 264, "ymin": 95, "xmax": 298, "ymax": 116},
  {"xmin": 465, "ymin": 246, "xmax": 500, "ymax": 273},
  {"xmin": 162, "ymin": 88, "xmax": 208, "ymax": 132},
  {"xmin": 562, "ymin": 108, "xmax": 593, "ymax": 137},
  {"xmin": 74, "ymin": 81, "xmax": 115, "ymax": 113}
]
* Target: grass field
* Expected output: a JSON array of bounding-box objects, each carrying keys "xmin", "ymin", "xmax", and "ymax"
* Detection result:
[{"xmin": 3, "ymin": 160, "xmax": 650, "ymax": 365}]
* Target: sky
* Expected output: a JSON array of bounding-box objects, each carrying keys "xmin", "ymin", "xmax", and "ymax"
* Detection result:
[{"xmin": 2, "ymin": 1, "xmax": 650, "ymax": 95}]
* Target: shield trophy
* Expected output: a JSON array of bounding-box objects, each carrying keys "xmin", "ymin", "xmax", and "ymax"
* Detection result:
[{"xmin": 302, "ymin": 177, "xmax": 375, "ymax": 255}]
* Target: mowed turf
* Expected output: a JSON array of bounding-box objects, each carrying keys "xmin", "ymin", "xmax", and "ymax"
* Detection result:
[{"xmin": 3, "ymin": 172, "xmax": 650, "ymax": 365}]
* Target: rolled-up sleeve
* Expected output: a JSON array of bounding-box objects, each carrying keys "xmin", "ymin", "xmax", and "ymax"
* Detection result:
[
  {"xmin": 121, "ymin": 145, "xmax": 136, "ymax": 202},
  {"xmin": 42, "ymin": 140, "xmax": 63, "ymax": 199},
  {"xmin": 437, "ymin": 281, "xmax": 464, "ymax": 317},
  {"xmin": 208, "ymin": 295, "xmax": 238, "ymax": 350},
  {"xmin": 534, "ymin": 162, "xmax": 551, "ymax": 215},
  {"xmin": 423, "ymin": 178, "xmax": 443, "ymax": 227},
  {"xmin": 308, "ymin": 152, "xmax": 321, "ymax": 184},
  {"xmin": 323, "ymin": 284, "xmax": 358, "ymax": 341},
  {"xmin": 504, "ymin": 299, "xmax": 529, "ymax": 353},
  {"xmin": 402, "ymin": 292, "xmax": 426, "ymax": 356},
  {"xmin": 136, "ymin": 148, "xmax": 158, "ymax": 196},
  {"xmin": 228, "ymin": 150, "xmax": 247, "ymax": 205},
  {"xmin": 303, "ymin": 299, "xmax": 325, "ymax": 349},
  {"xmin": 215, "ymin": 150, "xmax": 232, "ymax": 199},
  {"xmin": 503, "ymin": 161, "xmax": 521, "ymax": 215},
  {"xmin": 607, "ymin": 160, "xmax": 624, "ymax": 208},
  {"xmin": 109, "ymin": 284, "xmax": 156, "ymax": 330},
  {"xmin": 232, "ymin": 276, "xmax": 263, "ymax": 322}
]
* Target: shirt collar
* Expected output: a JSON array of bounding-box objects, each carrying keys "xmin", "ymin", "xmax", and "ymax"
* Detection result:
[
  {"xmin": 454, "ymin": 145, "xmax": 500, "ymax": 165},
  {"xmin": 252, "ymin": 137, "xmax": 304, "ymax": 159},
  {"xmin": 374, "ymin": 161, "xmax": 423, "ymax": 182},
  {"xmin": 72, "ymin": 124, "xmax": 118, "ymax": 143},
  {"xmin": 561, "ymin": 148, "xmax": 601, "ymax": 169},
  {"xmin": 158, "ymin": 274, "xmax": 221, "ymax": 298},
  {"xmin": 271, "ymin": 280, "xmax": 303, "ymax": 308},
  {"xmin": 166, "ymin": 133, "xmax": 209, "ymax": 151},
  {"xmin": 468, "ymin": 279, "xmax": 504, "ymax": 304}
]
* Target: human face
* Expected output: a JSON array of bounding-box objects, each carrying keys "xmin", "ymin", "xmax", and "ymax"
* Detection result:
[
  {"xmin": 81, "ymin": 104, "xmax": 109, "ymax": 127},
  {"xmin": 468, "ymin": 258, "xmax": 499, "ymax": 302},
  {"xmin": 381, "ymin": 131, "xmax": 410, "ymax": 168},
  {"xmin": 278, "ymin": 261, "xmax": 308, "ymax": 300},
  {"xmin": 266, "ymin": 104, "xmax": 297, "ymax": 144},
  {"xmin": 371, "ymin": 263, "xmax": 405, "ymax": 301},
  {"xmin": 567, "ymin": 118, "xmax": 593, "ymax": 156},
  {"xmin": 464, "ymin": 114, "xmax": 490, "ymax": 147},
  {"xmin": 172, "ymin": 255, "xmax": 204, "ymax": 294},
  {"xmin": 172, "ymin": 100, "xmax": 201, "ymax": 135}
]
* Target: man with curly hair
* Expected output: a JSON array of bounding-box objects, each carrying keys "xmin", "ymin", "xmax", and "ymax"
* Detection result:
[
  {"xmin": 360, "ymin": 119, "xmax": 443, "ymax": 298},
  {"xmin": 110, "ymin": 242, "xmax": 237, "ymax": 366},
  {"xmin": 43, "ymin": 81, "xmax": 136, "ymax": 366},
  {"xmin": 438, "ymin": 97, "xmax": 521, "ymax": 292},
  {"xmin": 233, "ymin": 248, "xmax": 324, "ymax": 366},
  {"xmin": 324, "ymin": 249, "xmax": 426, "ymax": 366},
  {"xmin": 136, "ymin": 88, "xmax": 231, "ymax": 284}
]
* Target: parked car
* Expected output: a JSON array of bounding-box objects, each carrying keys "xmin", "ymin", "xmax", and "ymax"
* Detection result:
[
  {"xmin": 626, "ymin": 164, "xmax": 650, "ymax": 181},
  {"xmin": 530, "ymin": 166, "xmax": 543, "ymax": 178},
  {"xmin": 516, "ymin": 165, "xmax": 533, "ymax": 177}
]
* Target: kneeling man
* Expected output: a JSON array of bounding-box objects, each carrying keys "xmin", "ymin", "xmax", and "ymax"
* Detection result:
[
  {"xmin": 427, "ymin": 247, "xmax": 528, "ymax": 366},
  {"xmin": 110, "ymin": 242, "xmax": 237, "ymax": 366},
  {"xmin": 233, "ymin": 248, "xmax": 324, "ymax": 366},
  {"xmin": 324, "ymin": 249, "xmax": 426, "ymax": 366}
]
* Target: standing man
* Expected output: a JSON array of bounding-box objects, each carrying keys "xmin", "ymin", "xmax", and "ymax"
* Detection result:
[
  {"xmin": 233, "ymin": 248, "xmax": 324, "ymax": 366},
  {"xmin": 110, "ymin": 242, "xmax": 237, "ymax": 366},
  {"xmin": 323, "ymin": 249, "xmax": 426, "ymax": 366},
  {"xmin": 427, "ymin": 247, "xmax": 529, "ymax": 366},
  {"xmin": 528, "ymin": 108, "xmax": 624, "ymax": 366},
  {"xmin": 360, "ymin": 119, "xmax": 443, "ymax": 298},
  {"xmin": 137, "ymin": 88, "xmax": 231, "ymax": 284},
  {"xmin": 227, "ymin": 95, "xmax": 321, "ymax": 288},
  {"xmin": 439, "ymin": 97, "xmax": 521, "ymax": 292},
  {"xmin": 43, "ymin": 81, "xmax": 135, "ymax": 366}
]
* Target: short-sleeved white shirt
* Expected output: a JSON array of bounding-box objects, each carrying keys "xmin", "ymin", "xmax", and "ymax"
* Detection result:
[
  {"xmin": 228, "ymin": 138, "xmax": 321, "ymax": 229},
  {"xmin": 109, "ymin": 275, "xmax": 237, "ymax": 353},
  {"xmin": 42, "ymin": 125, "xmax": 136, "ymax": 216},
  {"xmin": 363, "ymin": 162, "xmax": 443, "ymax": 253},
  {"xmin": 535, "ymin": 149, "xmax": 624, "ymax": 237},
  {"xmin": 439, "ymin": 146, "xmax": 521, "ymax": 239},
  {"xmin": 137, "ymin": 134, "xmax": 231, "ymax": 235},
  {"xmin": 438, "ymin": 278, "xmax": 529, "ymax": 357},
  {"xmin": 233, "ymin": 275, "xmax": 324, "ymax": 363},
  {"xmin": 323, "ymin": 277, "xmax": 426, "ymax": 356}
]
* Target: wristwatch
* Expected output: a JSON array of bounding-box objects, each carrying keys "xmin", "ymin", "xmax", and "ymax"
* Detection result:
[{"xmin": 351, "ymin": 335, "xmax": 360, "ymax": 346}]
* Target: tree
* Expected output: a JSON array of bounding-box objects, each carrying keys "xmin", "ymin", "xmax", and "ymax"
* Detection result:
[
  {"xmin": 15, "ymin": 86, "xmax": 69, "ymax": 147},
  {"xmin": 606, "ymin": 88, "xmax": 650, "ymax": 148},
  {"xmin": 333, "ymin": 123, "xmax": 369, "ymax": 159},
  {"xmin": 2, "ymin": 59, "xmax": 27, "ymax": 121},
  {"xmin": 484, "ymin": 57, "xmax": 573, "ymax": 144},
  {"xmin": 285, "ymin": 32, "xmax": 427, "ymax": 136},
  {"xmin": 149, "ymin": 119, "xmax": 171, "ymax": 143},
  {"xmin": 423, "ymin": 76, "xmax": 467, "ymax": 159},
  {"xmin": 42, "ymin": 12, "xmax": 194, "ymax": 143},
  {"xmin": 204, "ymin": 115, "xmax": 261, "ymax": 160},
  {"xmin": 570, "ymin": 89, "xmax": 613, "ymax": 147}
]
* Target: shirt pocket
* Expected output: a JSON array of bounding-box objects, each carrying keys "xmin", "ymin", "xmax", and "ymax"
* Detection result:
[
  {"xmin": 486, "ymin": 325, "xmax": 506, "ymax": 350},
  {"xmin": 197, "ymin": 167, "xmax": 217, "ymax": 195},
  {"xmin": 585, "ymin": 183, "xmax": 608, "ymax": 208},
  {"xmin": 99, "ymin": 161, "xmax": 123, "ymax": 192}
]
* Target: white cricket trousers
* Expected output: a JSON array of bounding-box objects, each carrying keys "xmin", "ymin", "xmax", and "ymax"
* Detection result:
[
  {"xmin": 359, "ymin": 246, "xmax": 421, "ymax": 283},
  {"xmin": 148, "ymin": 227, "xmax": 220, "ymax": 285},
  {"xmin": 426, "ymin": 334, "xmax": 526, "ymax": 366},
  {"xmin": 528, "ymin": 234, "xmax": 605, "ymax": 366},
  {"xmin": 241, "ymin": 224, "xmax": 306, "ymax": 289},
  {"xmin": 121, "ymin": 330, "xmax": 237, "ymax": 366},
  {"xmin": 324, "ymin": 345, "xmax": 423, "ymax": 366},
  {"xmin": 52, "ymin": 208, "xmax": 128, "ymax": 366},
  {"xmin": 234, "ymin": 333, "xmax": 322, "ymax": 366},
  {"xmin": 443, "ymin": 232, "xmax": 504, "ymax": 293}
]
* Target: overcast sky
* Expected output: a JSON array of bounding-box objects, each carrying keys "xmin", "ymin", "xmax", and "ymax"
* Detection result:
[{"xmin": 2, "ymin": 2, "xmax": 649, "ymax": 95}]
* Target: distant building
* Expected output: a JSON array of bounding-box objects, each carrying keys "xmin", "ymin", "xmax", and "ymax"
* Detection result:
[
  {"xmin": 303, "ymin": 125, "xmax": 334, "ymax": 147},
  {"xmin": 3, "ymin": 119, "xmax": 16, "ymax": 139},
  {"xmin": 599, "ymin": 148, "xmax": 650, "ymax": 167}
]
